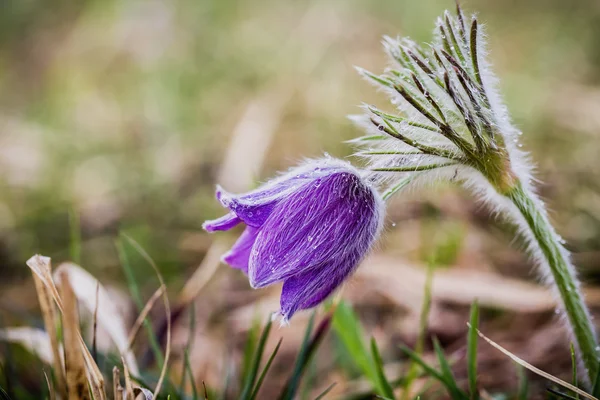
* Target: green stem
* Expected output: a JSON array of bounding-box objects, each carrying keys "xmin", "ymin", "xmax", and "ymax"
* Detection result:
[{"xmin": 506, "ymin": 182, "xmax": 599, "ymax": 385}]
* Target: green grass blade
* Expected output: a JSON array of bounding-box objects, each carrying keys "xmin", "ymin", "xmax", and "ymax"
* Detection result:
[
  {"xmin": 332, "ymin": 302, "xmax": 379, "ymax": 390},
  {"xmin": 240, "ymin": 318, "xmax": 273, "ymax": 400},
  {"xmin": 279, "ymin": 312, "xmax": 333, "ymax": 400},
  {"xmin": 402, "ymin": 261, "xmax": 434, "ymax": 400},
  {"xmin": 516, "ymin": 365, "xmax": 528, "ymax": 400},
  {"xmin": 432, "ymin": 338, "xmax": 467, "ymax": 400},
  {"xmin": 370, "ymin": 338, "xmax": 395, "ymax": 399},
  {"xmin": 548, "ymin": 387, "xmax": 580, "ymax": 400},
  {"xmin": 278, "ymin": 313, "xmax": 316, "ymax": 400},
  {"xmin": 301, "ymin": 352, "xmax": 318, "ymax": 400},
  {"xmin": 249, "ymin": 338, "xmax": 282, "ymax": 400},
  {"xmin": 571, "ymin": 343, "xmax": 579, "ymax": 399},
  {"xmin": 400, "ymin": 344, "xmax": 469, "ymax": 400},
  {"xmin": 184, "ymin": 350, "xmax": 199, "ymax": 400},
  {"xmin": 313, "ymin": 383, "xmax": 336, "ymax": 400},
  {"xmin": 0, "ymin": 386, "xmax": 10, "ymax": 400},
  {"xmin": 180, "ymin": 303, "xmax": 197, "ymax": 394},
  {"xmin": 116, "ymin": 237, "xmax": 164, "ymax": 367},
  {"xmin": 219, "ymin": 356, "xmax": 234, "ymax": 400},
  {"xmin": 593, "ymin": 367, "xmax": 600, "ymax": 397},
  {"xmin": 241, "ymin": 319, "xmax": 260, "ymax": 387},
  {"xmin": 467, "ymin": 301, "xmax": 480, "ymax": 399},
  {"xmin": 399, "ymin": 345, "xmax": 446, "ymax": 384}
]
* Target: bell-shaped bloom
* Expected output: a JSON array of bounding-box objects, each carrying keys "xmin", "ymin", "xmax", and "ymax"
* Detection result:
[{"xmin": 203, "ymin": 158, "xmax": 384, "ymax": 321}]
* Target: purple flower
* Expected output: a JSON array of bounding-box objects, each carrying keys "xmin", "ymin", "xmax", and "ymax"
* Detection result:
[{"xmin": 203, "ymin": 158, "xmax": 384, "ymax": 321}]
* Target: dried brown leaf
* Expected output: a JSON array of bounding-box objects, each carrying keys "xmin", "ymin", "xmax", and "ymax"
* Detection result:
[
  {"xmin": 59, "ymin": 270, "xmax": 91, "ymax": 400},
  {"xmin": 122, "ymin": 357, "xmax": 134, "ymax": 400},
  {"xmin": 27, "ymin": 255, "xmax": 63, "ymax": 311},
  {"xmin": 44, "ymin": 370, "xmax": 56, "ymax": 400},
  {"xmin": 127, "ymin": 284, "xmax": 166, "ymax": 348},
  {"xmin": 54, "ymin": 262, "xmax": 139, "ymax": 375},
  {"xmin": 26, "ymin": 255, "xmax": 106, "ymax": 399},
  {"xmin": 32, "ymin": 271, "xmax": 68, "ymax": 398},
  {"xmin": 113, "ymin": 367, "xmax": 122, "ymax": 400}
]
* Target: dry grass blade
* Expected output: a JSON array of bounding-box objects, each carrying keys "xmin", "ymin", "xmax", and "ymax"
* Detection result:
[
  {"xmin": 32, "ymin": 271, "xmax": 67, "ymax": 398},
  {"xmin": 122, "ymin": 358, "xmax": 134, "ymax": 400},
  {"xmin": 122, "ymin": 235, "xmax": 171, "ymax": 398},
  {"xmin": 59, "ymin": 270, "xmax": 91, "ymax": 400},
  {"xmin": 26, "ymin": 255, "xmax": 106, "ymax": 399},
  {"xmin": 127, "ymin": 284, "xmax": 166, "ymax": 348},
  {"xmin": 113, "ymin": 367, "xmax": 122, "ymax": 400},
  {"xmin": 203, "ymin": 381, "xmax": 209, "ymax": 399},
  {"xmin": 27, "ymin": 256, "xmax": 64, "ymax": 311},
  {"xmin": 80, "ymin": 338, "xmax": 106, "ymax": 399},
  {"xmin": 472, "ymin": 324, "xmax": 597, "ymax": 400},
  {"xmin": 55, "ymin": 262, "xmax": 139, "ymax": 375},
  {"xmin": 0, "ymin": 327, "xmax": 61, "ymax": 366},
  {"xmin": 44, "ymin": 370, "xmax": 56, "ymax": 400}
]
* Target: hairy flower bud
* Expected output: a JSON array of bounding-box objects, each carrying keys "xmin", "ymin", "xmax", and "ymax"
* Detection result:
[{"xmin": 203, "ymin": 158, "xmax": 384, "ymax": 321}]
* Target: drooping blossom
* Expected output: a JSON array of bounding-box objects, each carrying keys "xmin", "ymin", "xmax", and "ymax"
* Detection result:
[{"xmin": 203, "ymin": 158, "xmax": 384, "ymax": 321}]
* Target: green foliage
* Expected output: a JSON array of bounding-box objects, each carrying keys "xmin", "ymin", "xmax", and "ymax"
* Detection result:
[
  {"xmin": 314, "ymin": 383, "xmax": 337, "ymax": 400},
  {"xmin": 0, "ymin": 386, "xmax": 10, "ymax": 400},
  {"xmin": 516, "ymin": 366, "xmax": 528, "ymax": 400},
  {"xmin": 370, "ymin": 338, "xmax": 395, "ymax": 399},
  {"xmin": 467, "ymin": 301, "xmax": 480, "ymax": 399},
  {"xmin": 241, "ymin": 319, "xmax": 260, "ymax": 388},
  {"xmin": 279, "ymin": 311, "xmax": 333, "ymax": 400},
  {"xmin": 402, "ymin": 261, "xmax": 434, "ymax": 399},
  {"xmin": 332, "ymin": 302, "xmax": 383, "ymax": 395},
  {"xmin": 548, "ymin": 387, "xmax": 581, "ymax": 400},
  {"xmin": 249, "ymin": 338, "xmax": 282, "ymax": 400},
  {"xmin": 183, "ymin": 351, "xmax": 198, "ymax": 400},
  {"xmin": 179, "ymin": 304, "xmax": 197, "ymax": 396},
  {"xmin": 116, "ymin": 237, "xmax": 165, "ymax": 368},
  {"xmin": 592, "ymin": 354, "xmax": 600, "ymax": 397},
  {"xmin": 432, "ymin": 338, "xmax": 467, "ymax": 399},
  {"xmin": 240, "ymin": 317, "xmax": 273, "ymax": 399},
  {"xmin": 398, "ymin": 300, "xmax": 482, "ymax": 400}
]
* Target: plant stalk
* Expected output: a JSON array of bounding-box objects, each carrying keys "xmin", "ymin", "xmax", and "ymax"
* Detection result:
[{"xmin": 506, "ymin": 182, "xmax": 599, "ymax": 385}]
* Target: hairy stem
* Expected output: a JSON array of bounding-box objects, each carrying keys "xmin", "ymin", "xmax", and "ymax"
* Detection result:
[{"xmin": 506, "ymin": 182, "xmax": 599, "ymax": 384}]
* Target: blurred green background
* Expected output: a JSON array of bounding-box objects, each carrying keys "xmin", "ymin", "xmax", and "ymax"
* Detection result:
[{"xmin": 1, "ymin": 0, "xmax": 600, "ymax": 397}]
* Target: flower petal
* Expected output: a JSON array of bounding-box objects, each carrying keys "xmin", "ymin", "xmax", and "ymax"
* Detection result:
[
  {"xmin": 219, "ymin": 194, "xmax": 278, "ymax": 228},
  {"xmin": 221, "ymin": 226, "xmax": 259, "ymax": 274},
  {"xmin": 202, "ymin": 212, "xmax": 242, "ymax": 233},
  {"xmin": 249, "ymin": 171, "xmax": 382, "ymax": 288},
  {"xmin": 217, "ymin": 159, "xmax": 343, "ymax": 205},
  {"xmin": 278, "ymin": 254, "xmax": 358, "ymax": 321},
  {"xmin": 214, "ymin": 159, "xmax": 350, "ymax": 228}
]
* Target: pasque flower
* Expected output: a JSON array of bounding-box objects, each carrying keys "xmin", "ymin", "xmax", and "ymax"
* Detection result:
[{"xmin": 203, "ymin": 158, "xmax": 384, "ymax": 321}]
